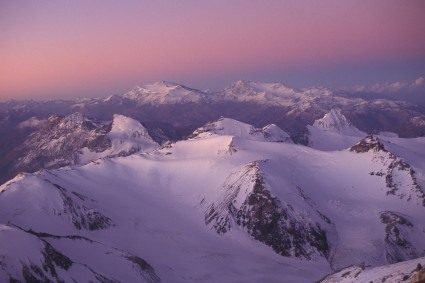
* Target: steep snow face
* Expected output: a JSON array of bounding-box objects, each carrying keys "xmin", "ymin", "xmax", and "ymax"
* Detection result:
[
  {"xmin": 106, "ymin": 114, "xmax": 158, "ymax": 157},
  {"xmin": 120, "ymin": 81, "xmax": 206, "ymax": 104},
  {"xmin": 189, "ymin": 117, "xmax": 293, "ymax": 143},
  {"xmin": 306, "ymin": 109, "xmax": 366, "ymax": 151}
]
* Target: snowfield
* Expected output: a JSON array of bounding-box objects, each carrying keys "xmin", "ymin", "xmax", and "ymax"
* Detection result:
[{"xmin": 1, "ymin": 114, "xmax": 425, "ymax": 282}]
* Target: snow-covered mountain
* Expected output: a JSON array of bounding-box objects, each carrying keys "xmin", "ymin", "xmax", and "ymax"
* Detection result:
[
  {"xmin": 306, "ymin": 109, "xmax": 367, "ymax": 151},
  {"xmin": 113, "ymin": 81, "xmax": 207, "ymax": 105},
  {"xmin": 1, "ymin": 118, "xmax": 424, "ymax": 282},
  {"xmin": 1, "ymin": 79, "xmax": 424, "ymax": 145},
  {"xmin": 312, "ymin": 109, "xmax": 366, "ymax": 136},
  {"xmin": 188, "ymin": 117, "xmax": 293, "ymax": 143},
  {"xmin": 0, "ymin": 113, "xmax": 158, "ymax": 184}
]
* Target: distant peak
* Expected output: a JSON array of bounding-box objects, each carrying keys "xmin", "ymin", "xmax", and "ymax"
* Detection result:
[
  {"xmin": 227, "ymin": 80, "xmax": 295, "ymax": 93},
  {"xmin": 153, "ymin": 80, "xmax": 181, "ymax": 87},
  {"xmin": 189, "ymin": 117, "xmax": 291, "ymax": 143},
  {"xmin": 232, "ymin": 80, "xmax": 251, "ymax": 86}
]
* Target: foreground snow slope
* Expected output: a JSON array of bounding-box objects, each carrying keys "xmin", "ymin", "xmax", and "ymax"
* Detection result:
[{"xmin": 1, "ymin": 118, "xmax": 425, "ymax": 282}]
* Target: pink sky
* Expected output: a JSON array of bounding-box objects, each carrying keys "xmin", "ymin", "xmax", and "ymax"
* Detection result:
[{"xmin": 1, "ymin": 0, "xmax": 424, "ymax": 100}]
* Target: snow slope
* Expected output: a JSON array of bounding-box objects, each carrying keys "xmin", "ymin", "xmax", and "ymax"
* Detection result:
[
  {"xmin": 1, "ymin": 118, "xmax": 424, "ymax": 282},
  {"xmin": 2, "ymin": 113, "xmax": 159, "ymax": 184}
]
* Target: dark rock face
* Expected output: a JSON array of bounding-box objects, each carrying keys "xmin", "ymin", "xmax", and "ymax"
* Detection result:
[
  {"xmin": 352, "ymin": 136, "xmax": 425, "ymax": 206},
  {"xmin": 44, "ymin": 179, "xmax": 113, "ymax": 231},
  {"xmin": 126, "ymin": 256, "xmax": 161, "ymax": 283},
  {"xmin": 235, "ymin": 175, "xmax": 329, "ymax": 258},
  {"xmin": 349, "ymin": 135, "xmax": 386, "ymax": 153},
  {"xmin": 205, "ymin": 162, "xmax": 330, "ymax": 260},
  {"xmin": 380, "ymin": 211, "xmax": 417, "ymax": 263}
]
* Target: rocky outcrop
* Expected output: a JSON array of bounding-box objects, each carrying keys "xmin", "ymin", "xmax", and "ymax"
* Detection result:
[
  {"xmin": 380, "ymin": 211, "xmax": 417, "ymax": 263},
  {"xmin": 351, "ymin": 136, "xmax": 425, "ymax": 206},
  {"xmin": 43, "ymin": 179, "xmax": 113, "ymax": 231},
  {"xmin": 205, "ymin": 161, "xmax": 330, "ymax": 259}
]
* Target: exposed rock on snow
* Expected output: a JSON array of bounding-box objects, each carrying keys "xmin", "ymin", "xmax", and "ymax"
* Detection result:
[
  {"xmin": 380, "ymin": 211, "xmax": 418, "ymax": 263},
  {"xmin": 351, "ymin": 136, "xmax": 425, "ymax": 206},
  {"xmin": 205, "ymin": 161, "xmax": 330, "ymax": 259},
  {"xmin": 1, "ymin": 117, "xmax": 425, "ymax": 282},
  {"xmin": 1, "ymin": 113, "xmax": 158, "ymax": 184}
]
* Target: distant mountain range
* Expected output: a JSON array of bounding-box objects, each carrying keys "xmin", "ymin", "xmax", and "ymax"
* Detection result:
[{"xmin": 1, "ymin": 81, "xmax": 425, "ymax": 282}]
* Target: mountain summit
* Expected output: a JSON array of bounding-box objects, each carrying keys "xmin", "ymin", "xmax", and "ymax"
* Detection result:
[
  {"xmin": 306, "ymin": 109, "xmax": 367, "ymax": 151},
  {"xmin": 119, "ymin": 81, "xmax": 205, "ymax": 105},
  {"xmin": 313, "ymin": 109, "xmax": 366, "ymax": 136}
]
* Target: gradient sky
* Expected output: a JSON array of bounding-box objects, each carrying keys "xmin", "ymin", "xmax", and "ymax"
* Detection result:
[{"xmin": 1, "ymin": 0, "xmax": 425, "ymax": 100}]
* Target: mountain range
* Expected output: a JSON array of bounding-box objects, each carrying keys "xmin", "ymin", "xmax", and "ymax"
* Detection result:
[{"xmin": 1, "ymin": 81, "xmax": 425, "ymax": 282}]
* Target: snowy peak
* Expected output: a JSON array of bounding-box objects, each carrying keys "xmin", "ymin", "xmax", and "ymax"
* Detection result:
[
  {"xmin": 313, "ymin": 109, "xmax": 365, "ymax": 137},
  {"xmin": 221, "ymin": 80, "xmax": 299, "ymax": 105},
  {"xmin": 305, "ymin": 109, "xmax": 367, "ymax": 151},
  {"xmin": 3, "ymin": 113, "xmax": 159, "ymax": 182},
  {"xmin": 261, "ymin": 124, "xmax": 293, "ymax": 143},
  {"xmin": 120, "ymin": 81, "xmax": 205, "ymax": 104},
  {"xmin": 107, "ymin": 114, "xmax": 158, "ymax": 157},
  {"xmin": 188, "ymin": 117, "xmax": 292, "ymax": 143},
  {"xmin": 351, "ymin": 135, "xmax": 425, "ymax": 207},
  {"xmin": 220, "ymin": 80, "xmax": 334, "ymax": 106}
]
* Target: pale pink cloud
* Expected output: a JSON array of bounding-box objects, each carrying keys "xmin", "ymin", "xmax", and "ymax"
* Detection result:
[
  {"xmin": 412, "ymin": 77, "xmax": 425, "ymax": 87},
  {"xmin": 349, "ymin": 77, "xmax": 425, "ymax": 94}
]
